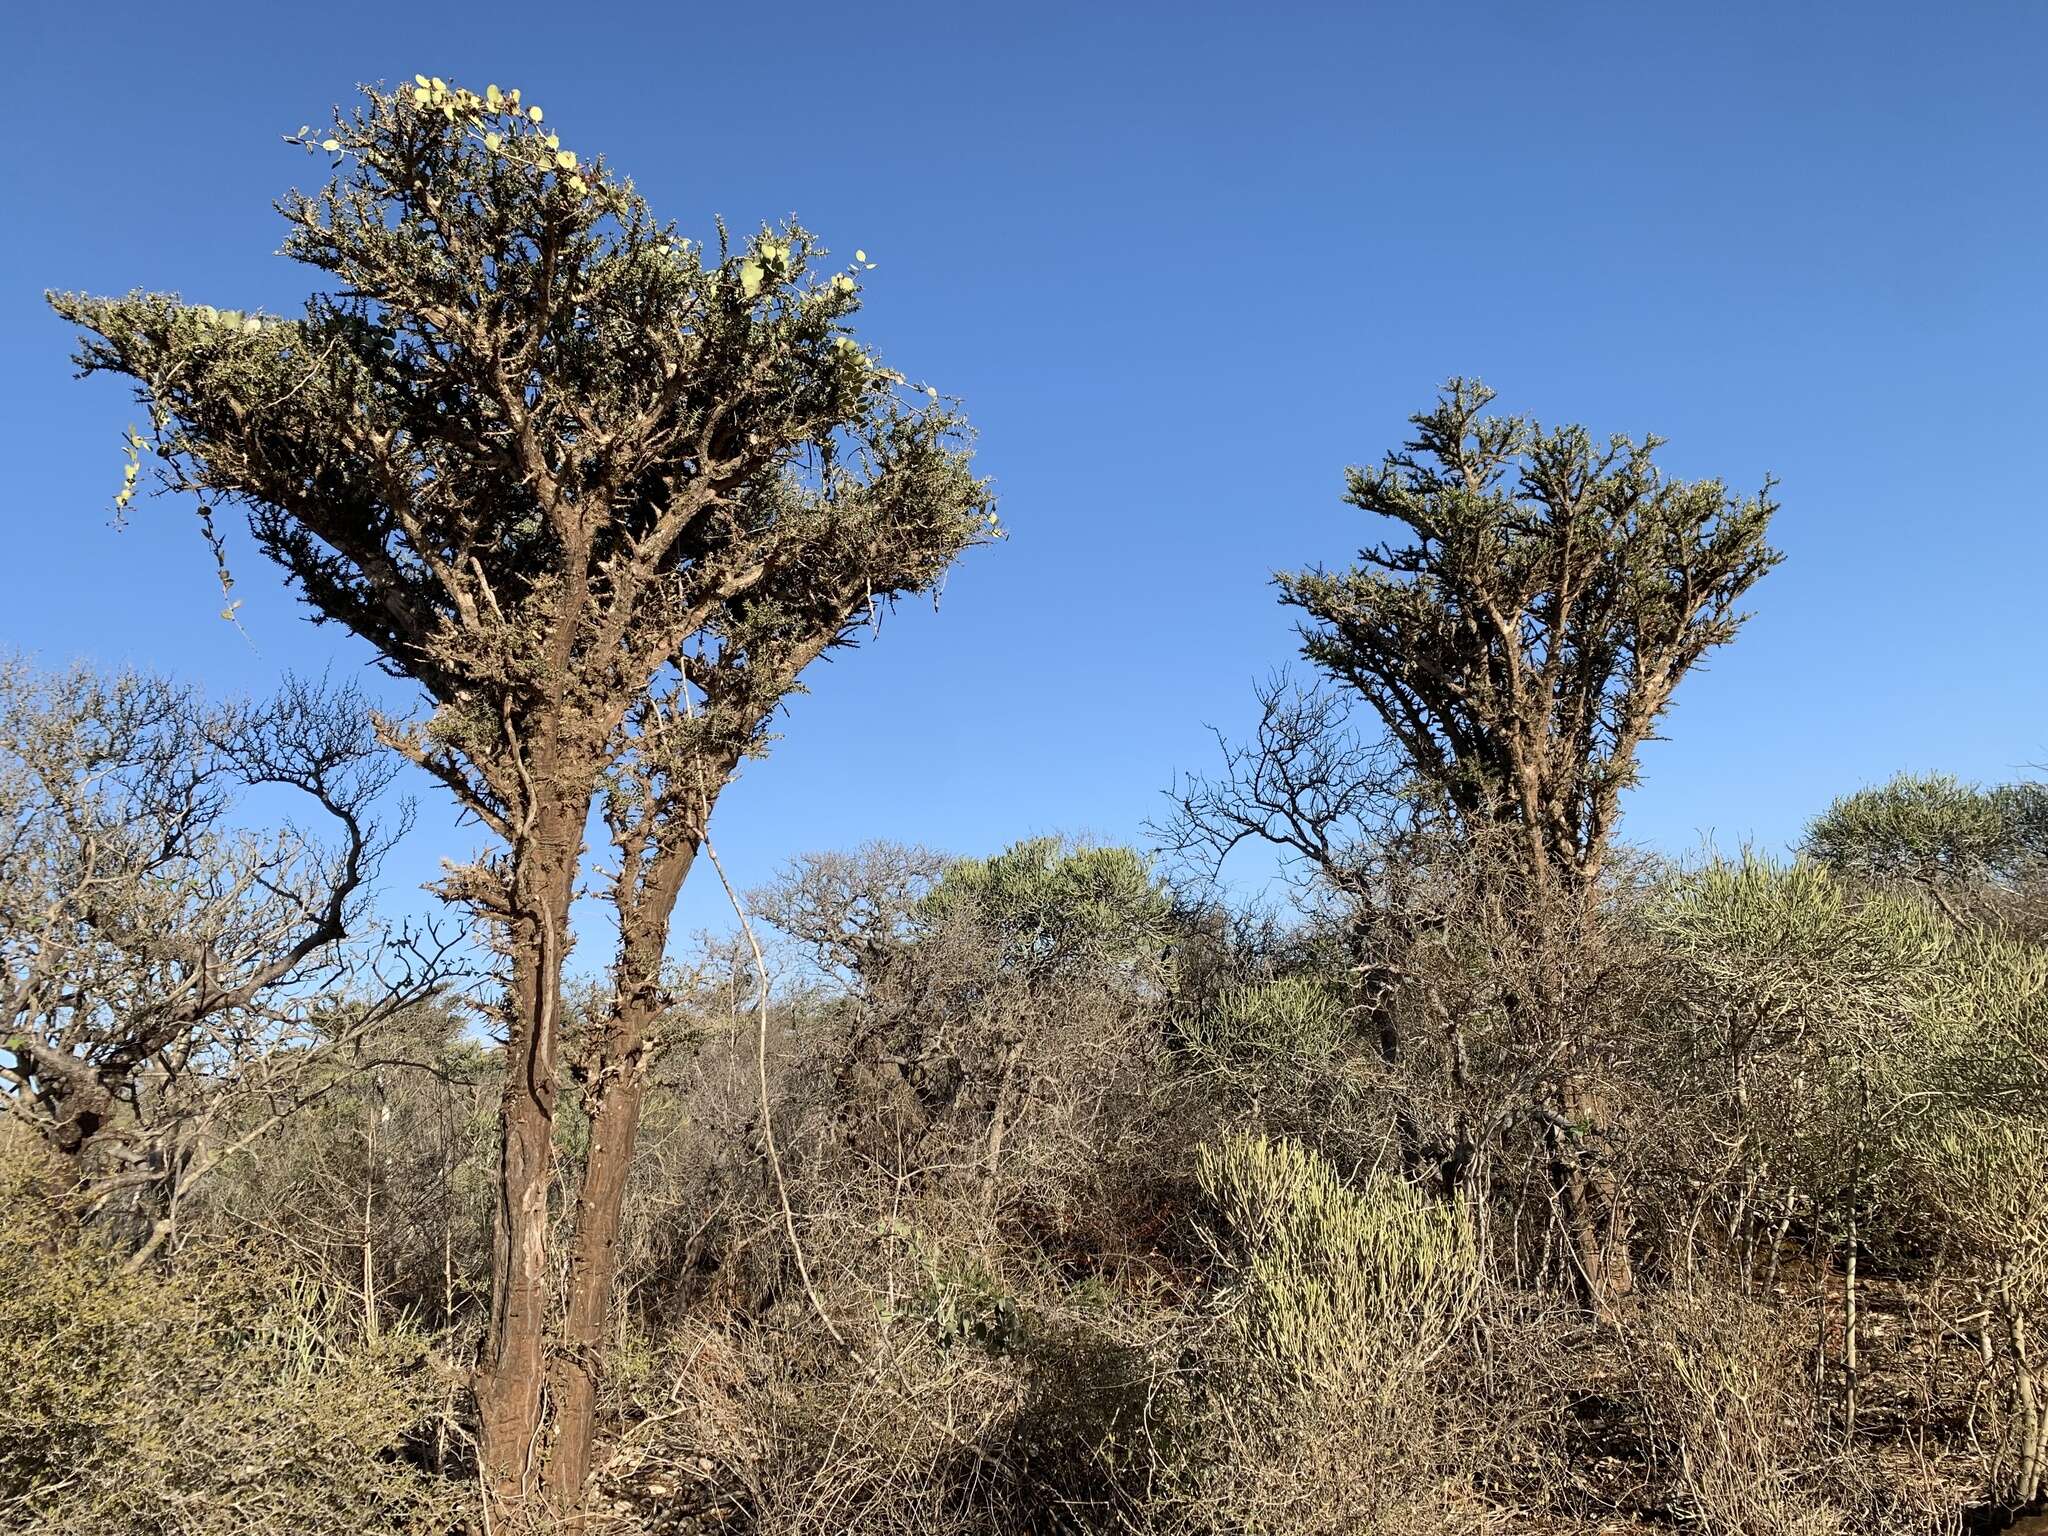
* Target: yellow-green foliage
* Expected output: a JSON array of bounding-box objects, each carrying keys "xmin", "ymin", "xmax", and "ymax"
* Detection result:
[
  {"xmin": 1655, "ymin": 855, "xmax": 2048, "ymax": 1056},
  {"xmin": 1187, "ymin": 975, "xmax": 1346, "ymax": 1062},
  {"xmin": 1652, "ymin": 856, "xmax": 1953, "ymax": 1022},
  {"xmin": 918, "ymin": 837, "xmax": 1174, "ymax": 981},
  {"xmin": 1913, "ymin": 1111, "xmax": 2048, "ymax": 1298},
  {"xmin": 1197, "ymin": 1133, "xmax": 1474, "ymax": 1389},
  {"xmin": 0, "ymin": 1165, "xmax": 470, "ymax": 1535},
  {"xmin": 1655, "ymin": 856, "xmax": 2048, "ymax": 1261},
  {"xmin": 1804, "ymin": 771, "xmax": 2048, "ymax": 888}
]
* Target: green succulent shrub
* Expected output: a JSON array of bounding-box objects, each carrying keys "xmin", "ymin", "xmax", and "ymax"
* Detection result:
[
  {"xmin": 1184, "ymin": 975, "xmax": 1349, "ymax": 1064},
  {"xmin": 1196, "ymin": 1132, "xmax": 1475, "ymax": 1391}
]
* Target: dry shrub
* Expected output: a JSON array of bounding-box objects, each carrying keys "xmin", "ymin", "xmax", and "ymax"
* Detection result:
[
  {"xmin": 1474, "ymin": 1278, "xmax": 1961, "ymax": 1536},
  {"xmin": 583, "ymin": 840, "xmax": 1209, "ymax": 1530},
  {"xmin": 598, "ymin": 1194, "xmax": 1200, "ymax": 1535},
  {"xmin": 1912, "ymin": 1113, "xmax": 2048, "ymax": 1506},
  {"xmin": 1159, "ymin": 1382, "xmax": 1486, "ymax": 1536},
  {"xmin": 1613, "ymin": 1286, "xmax": 1859, "ymax": 1536},
  {"xmin": 0, "ymin": 1145, "xmax": 472, "ymax": 1535}
]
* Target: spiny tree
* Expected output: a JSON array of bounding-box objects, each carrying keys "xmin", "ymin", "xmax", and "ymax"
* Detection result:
[
  {"xmin": 51, "ymin": 75, "xmax": 993, "ymax": 1515},
  {"xmin": 1278, "ymin": 380, "xmax": 1780, "ymax": 1301}
]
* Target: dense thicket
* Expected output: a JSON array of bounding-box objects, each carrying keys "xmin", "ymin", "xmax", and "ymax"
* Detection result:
[{"xmin": 8, "ymin": 785, "xmax": 2045, "ymax": 1534}]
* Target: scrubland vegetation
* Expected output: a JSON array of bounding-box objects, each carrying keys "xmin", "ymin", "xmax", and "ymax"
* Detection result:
[{"xmin": 8, "ymin": 75, "xmax": 2046, "ymax": 1536}]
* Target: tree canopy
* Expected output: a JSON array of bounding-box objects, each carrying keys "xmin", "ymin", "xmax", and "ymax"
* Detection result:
[
  {"xmin": 51, "ymin": 77, "xmax": 991, "ymax": 840},
  {"xmin": 1280, "ymin": 380, "xmax": 1780, "ymax": 895}
]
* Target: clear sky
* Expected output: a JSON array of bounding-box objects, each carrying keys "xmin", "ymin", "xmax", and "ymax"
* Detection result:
[{"xmin": 4, "ymin": 0, "xmax": 2044, "ymax": 935}]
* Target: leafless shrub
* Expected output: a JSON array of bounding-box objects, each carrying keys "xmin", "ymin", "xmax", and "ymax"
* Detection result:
[{"xmin": 0, "ymin": 658, "xmax": 456, "ymax": 1261}]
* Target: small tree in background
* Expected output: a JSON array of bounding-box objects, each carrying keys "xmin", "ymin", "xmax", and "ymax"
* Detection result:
[
  {"xmin": 1280, "ymin": 379, "xmax": 1779, "ymax": 907},
  {"xmin": 52, "ymin": 76, "xmax": 992, "ymax": 1514},
  {"xmin": 1805, "ymin": 771, "xmax": 2048, "ymax": 933},
  {"xmin": 1277, "ymin": 380, "xmax": 1780, "ymax": 1302},
  {"xmin": 769, "ymin": 838, "xmax": 1176, "ymax": 1194}
]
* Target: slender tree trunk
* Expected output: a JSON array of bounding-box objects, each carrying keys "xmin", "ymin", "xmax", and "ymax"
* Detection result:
[
  {"xmin": 475, "ymin": 804, "xmax": 585, "ymax": 1515},
  {"xmin": 543, "ymin": 839, "xmax": 701, "ymax": 1509},
  {"xmin": 1553, "ymin": 1078, "xmax": 1634, "ymax": 1309},
  {"xmin": 363, "ymin": 1085, "xmax": 379, "ymax": 1345},
  {"xmin": 1844, "ymin": 1218, "xmax": 1860, "ymax": 1431},
  {"xmin": 2014, "ymin": 1307, "xmax": 2044, "ymax": 1505}
]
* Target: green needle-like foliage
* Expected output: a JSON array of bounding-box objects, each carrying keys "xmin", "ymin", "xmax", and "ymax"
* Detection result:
[{"xmin": 916, "ymin": 839, "xmax": 1174, "ymax": 985}]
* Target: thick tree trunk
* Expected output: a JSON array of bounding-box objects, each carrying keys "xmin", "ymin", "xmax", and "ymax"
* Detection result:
[
  {"xmin": 542, "ymin": 999, "xmax": 663, "ymax": 1499},
  {"xmin": 474, "ymin": 806, "xmax": 584, "ymax": 1516},
  {"xmin": 542, "ymin": 1061, "xmax": 650, "ymax": 1505},
  {"xmin": 1521, "ymin": 867, "xmax": 1633, "ymax": 1311}
]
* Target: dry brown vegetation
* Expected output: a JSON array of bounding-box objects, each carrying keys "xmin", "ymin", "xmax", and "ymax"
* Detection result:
[{"xmin": 6, "ymin": 793, "xmax": 2047, "ymax": 1534}]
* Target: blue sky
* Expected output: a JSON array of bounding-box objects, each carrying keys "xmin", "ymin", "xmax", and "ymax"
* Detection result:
[{"xmin": 4, "ymin": 0, "xmax": 2045, "ymax": 935}]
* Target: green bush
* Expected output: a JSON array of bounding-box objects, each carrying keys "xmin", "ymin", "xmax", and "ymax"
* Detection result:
[
  {"xmin": 1652, "ymin": 858, "xmax": 2048, "ymax": 1246},
  {"xmin": 1196, "ymin": 1132, "xmax": 1474, "ymax": 1390},
  {"xmin": 916, "ymin": 837, "xmax": 1174, "ymax": 982},
  {"xmin": 1804, "ymin": 772, "xmax": 2048, "ymax": 891},
  {"xmin": 1184, "ymin": 975, "xmax": 1347, "ymax": 1064}
]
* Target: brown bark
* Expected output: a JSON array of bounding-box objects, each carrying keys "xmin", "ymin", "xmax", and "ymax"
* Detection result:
[
  {"xmin": 542, "ymin": 841, "xmax": 699, "ymax": 1506},
  {"xmin": 542, "ymin": 1060, "xmax": 650, "ymax": 1505},
  {"xmin": 540, "ymin": 835, "xmax": 700, "ymax": 1507},
  {"xmin": 474, "ymin": 803, "xmax": 584, "ymax": 1515},
  {"xmin": 1523, "ymin": 869, "xmax": 1634, "ymax": 1312},
  {"xmin": 1552, "ymin": 1078, "xmax": 1634, "ymax": 1309},
  {"xmin": 2016, "ymin": 1309, "xmax": 2044, "ymax": 1505}
]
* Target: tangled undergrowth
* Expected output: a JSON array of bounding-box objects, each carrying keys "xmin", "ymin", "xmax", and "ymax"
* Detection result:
[{"xmin": 6, "ymin": 818, "xmax": 2047, "ymax": 1535}]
